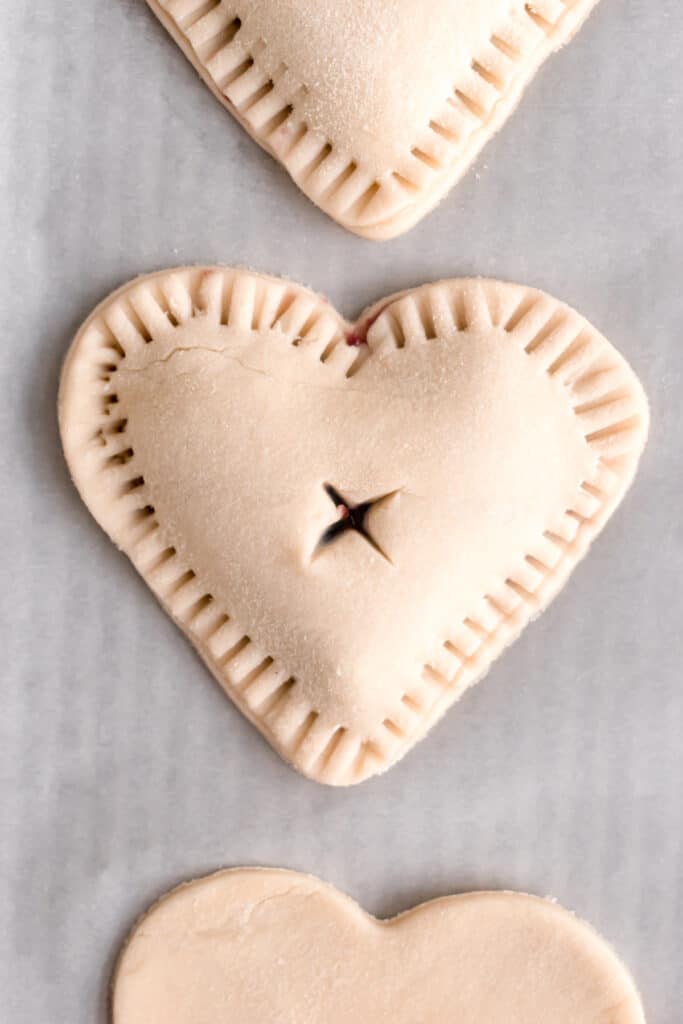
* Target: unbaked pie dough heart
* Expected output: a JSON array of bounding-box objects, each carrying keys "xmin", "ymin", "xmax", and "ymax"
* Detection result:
[
  {"xmin": 112, "ymin": 868, "xmax": 645, "ymax": 1023},
  {"xmin": 146, "ymin": 0, "xmax": 602, "ymax": 237},
  {"xmin": 59, "ymin": 268, "xmax": 647, "ymax": 785}
]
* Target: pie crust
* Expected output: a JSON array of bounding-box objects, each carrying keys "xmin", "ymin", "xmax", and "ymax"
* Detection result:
[
  {"xmin": 59, "ymin": 268, "xmax": 648, "ymax": 785},
  {"xmin": 112, "ymin": 867, "xmax": 646, "ymax": 1023},
  {"xmin": 146, "ymin": 0, "xmax": 602, "ymax": 237}
]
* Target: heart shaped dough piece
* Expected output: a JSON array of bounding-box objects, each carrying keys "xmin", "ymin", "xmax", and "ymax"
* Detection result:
[
  {"xmin": 59, "ymin": 268, "xmax": 648, "ymax": 785},
  {"xmin": 113, "ymin": 868, "xmax": 645, "ymax": 1023},
  {"xmin": 146, "ymin": 0, "xmax": 601, "ymax": 238}
]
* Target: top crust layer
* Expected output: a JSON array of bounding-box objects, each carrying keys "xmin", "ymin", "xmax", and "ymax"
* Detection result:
[
  {"xmin": 59, "ymin": 268, "xmax": 648, "ymax": 785},
  {"xmin": 146, "ymin": 0, "xmax": 602, "ymax": 237},
  {"xmin": 113, "ymin": 868, "xmax": 646, "ymax": 1023}
]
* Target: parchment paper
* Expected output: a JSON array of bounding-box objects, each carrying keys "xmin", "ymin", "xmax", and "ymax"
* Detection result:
[{"xmin": 1, "ymin": 2, "xmax": 681, "ymax": 1020}]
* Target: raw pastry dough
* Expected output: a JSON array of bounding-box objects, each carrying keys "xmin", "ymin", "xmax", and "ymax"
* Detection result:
[
  {"xmin": 59, "ymin": 268, "xmax": 648, "ymax": 784},
  {"xmin": 113, "ymin": 868, "xmax": 646, "ymax": 1023},
  {"xmin": 146, "ymin": 0, "xmax": 602, "ymax": 237}
]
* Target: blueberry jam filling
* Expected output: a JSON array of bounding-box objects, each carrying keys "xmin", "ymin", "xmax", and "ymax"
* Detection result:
[
  {"xmin": 316, "ymin": 482, "xmax": 394, "ymax": 564},
  {"xmin": 345, "ymin": 304, "xmax": 390, "ymax": 347}
]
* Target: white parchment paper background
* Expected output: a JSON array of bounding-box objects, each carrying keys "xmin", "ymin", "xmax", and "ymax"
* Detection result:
[{"xmin": 1, "ymin": 2, "xmax": 681, "ymax": 1020}]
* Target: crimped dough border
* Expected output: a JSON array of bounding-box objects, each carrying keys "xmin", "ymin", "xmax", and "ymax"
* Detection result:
[{"xmin": 146, "ymin": 0, "xmax": 601, "ymax": 237}]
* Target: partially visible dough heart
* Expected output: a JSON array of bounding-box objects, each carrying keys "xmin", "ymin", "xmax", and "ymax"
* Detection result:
[
  {"xmin": 112, "ymin": 868, "xmax": 645, "ymax": 1023},
  {"xmin": 146, "ymin": 0, "xmax": 601, "ymax": 237},
  {"xmin": 59, "ymin": 268, "xmax": 647, "ymax": 784}
]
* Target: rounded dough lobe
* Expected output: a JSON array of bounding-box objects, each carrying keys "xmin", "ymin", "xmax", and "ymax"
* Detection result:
[{"xmin": 113, "ymin": 868, "xmax": 645, "ymax": 1023}]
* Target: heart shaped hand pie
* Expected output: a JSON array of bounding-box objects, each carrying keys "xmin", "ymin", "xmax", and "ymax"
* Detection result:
[
  {"xmin": 112, "ymin": 868, "xmax": 645, "ymax": 1023},
  {"xmin": 146, "ymin": 0, "xmax": 601, "ymax": 237},
  {"xmin": 59, "ymin": 268, "xmax": 647, "ymax": 784}
]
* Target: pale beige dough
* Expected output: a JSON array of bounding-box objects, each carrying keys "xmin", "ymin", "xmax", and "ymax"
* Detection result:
[
  {"xmin": 113, "ymin": 868, "xmax": 645, "ymax": 1023},
  {"xmin": 59, "ymin": 268, "xmax": 648, "ymax": 784},
  {"xmin": 146, "ymin": 0, "xmax": 602, "ymax": 236}
]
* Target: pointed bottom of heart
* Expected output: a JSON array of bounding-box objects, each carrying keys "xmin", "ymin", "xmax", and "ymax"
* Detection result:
[{"xmin": 112, "ymin": 868, "xmax": 644, "ymax": 1023}]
